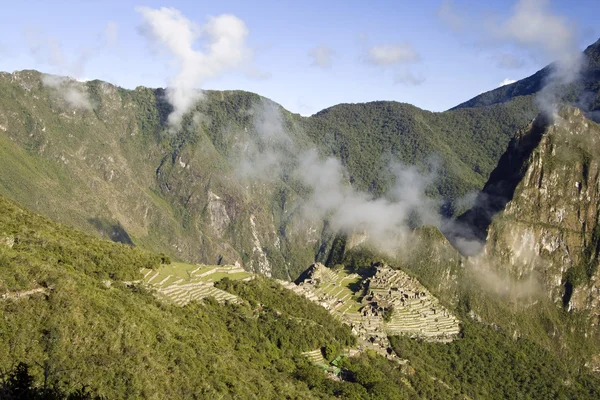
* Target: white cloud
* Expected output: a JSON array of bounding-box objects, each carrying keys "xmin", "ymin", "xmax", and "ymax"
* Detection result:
[
  {"xmin": 366, "ymin": 43, "xmax": 420, "ymax": 66},
  {"xmin": 137, "ymin": 7, "xmax": 255, "ymax": 127},
  {"xmin": 238, "ymin": 101, "xmax": 441, "ymax": 255},
  {"xmin": 437, "ymin": 0, "xmax": 463, "ymax": 32},
  {"xmin": 42, "ymin": 75, "xmax": 92, "ymax": 110},
  {"xmin": 487, "ymin": 0, "xmax": 582, "ymax": 115},
  {"xmin": 308, "ymin": 45, "xmax": 335, "ymax": 69},
  {"xmin": 498, "ymin": 78, "xmax": 516, "ymax": 87},
  {"xmin": 489, "ymin": 0, "xmax": 576, "ymax": 61},
  {"xmin": 394, "ymin": 70, "xmax": 426, "ymax": 86}
]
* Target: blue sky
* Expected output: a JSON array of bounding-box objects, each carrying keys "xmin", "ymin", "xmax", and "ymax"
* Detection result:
[{"xmin": 0, "ymin": 0, "xmax": 597, "ymax": 115}]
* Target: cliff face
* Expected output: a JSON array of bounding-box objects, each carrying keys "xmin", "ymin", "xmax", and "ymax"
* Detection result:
[
  {"xmin": 0, "ymin": 70, "xmax": 319, "ymax": 279},
  {"xmin": 468, "ymin": 107, "xmax": 600, "ymax": 315}
]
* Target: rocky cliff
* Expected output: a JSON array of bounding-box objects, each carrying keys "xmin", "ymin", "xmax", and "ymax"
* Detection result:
[{"xmin": 459, "ymin": 107, "xmax": 600, "ymax": 318}]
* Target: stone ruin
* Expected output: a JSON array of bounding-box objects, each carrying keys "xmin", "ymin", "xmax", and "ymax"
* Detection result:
[{"xmin": 284, "ymin": 262, "xmax": 461, "ymax": 361}]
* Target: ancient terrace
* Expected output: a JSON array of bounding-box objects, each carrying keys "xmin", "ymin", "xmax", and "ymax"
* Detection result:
[
  {"xmin": 280, "ymin": 263, "xmax": 461, "ymax": 358},
  {"xmin": 141, "ymin": 261, "xmax": 460, "ymax": 360}
]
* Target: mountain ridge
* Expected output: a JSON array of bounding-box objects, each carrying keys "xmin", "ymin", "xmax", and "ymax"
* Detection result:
[{"xmin": 452, "ymin": 38, "xmax": 600, "ymax": 113}]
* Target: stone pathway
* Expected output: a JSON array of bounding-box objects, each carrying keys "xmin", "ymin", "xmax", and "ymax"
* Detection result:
[{"xmin": 0, "ymin": 287, "xmax": 48, "ymax": 301}]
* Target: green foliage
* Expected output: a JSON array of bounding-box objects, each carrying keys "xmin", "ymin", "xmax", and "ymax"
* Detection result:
[
  {"xmin": 0, "ymin": 195, "xmax": 160, "ymax": 287},
  {"xmin": 0, "ymin": 362, "xmax": 101, "ymax": 399},
  {"xmin": 215, "ymin": 277, "xmax": 356, "ymax": 353},
  {"xmin": 390, "ymin": 321, "xmax": 600, "ymax": 399},
  {"xmin": 454, "ymin": 38, "xmax": 600, "ymax": 113},
  {"xmin": 322, "ymin": 344, "xmax": 338, "ymax": 362},
  {"xmin": 303, "ymin": 98, "xmax": 538, "ymax": 205},
  {"xmin": 382, "ymin": 306, "xmax": 394, "ymax": 323}
]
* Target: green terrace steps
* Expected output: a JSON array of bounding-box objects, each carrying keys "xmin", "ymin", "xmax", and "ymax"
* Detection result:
[{"xmin": 141, "ymin": 263, "xmax": 253, "ymax": 306}]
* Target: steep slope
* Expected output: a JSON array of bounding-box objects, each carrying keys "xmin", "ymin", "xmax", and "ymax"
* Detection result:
[
  {"xmin": 0, "ymin": 69, "xmax": 537, "ymax": 281},
  {"xmin": 453, "ymin": 38, "xmax": 600, "ymax": 114},
  {"xmin": 2, "ymin": 150, "xmax": 600, "ymax": 398},
  {"xmin": 0, "ymin": 193, "xmax": 367, "ymax": 398},
  {"xmin": 466, "ymin": 107, "xmax": 600, "ymax": 313},
  {"xmin": 0, "ymin": 70, "xmax": 321, "ymax": 280}
]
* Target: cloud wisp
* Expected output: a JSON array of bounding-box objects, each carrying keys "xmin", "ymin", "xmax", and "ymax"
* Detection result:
[
  {"xmin": 366, "ymin": 43, "xmax": 420, "ymax": 66},
  {"xmin": 440, "ymin": 0, "xmax": 584, "ymax": 116},
  {"xmin": 488, "ymin": 0, "xmax": 583, "ymax": 115},
  {"xmin": 137, "ymin": 7, "xmax": 256, "ymax": 127},
  {"xmin": 239, "ymin": 100, "xmax": 545, "ymax": 299},
  {"xmin": 25, "ymin": 21, "xmax": 119, "ymax": 109},
  {"xmin": 437, "ymin": 0, "xmax": 464, "ymax": 33},
  {"xmin": 308, "ymin": 45, "xmax": 335, "ymax": 69},
  {"xmin": 498, "ymin": 78, "xmax": 517, "ymax": 87},
  {"xmin": 364, "ymin": 42, "xmax": 425, "ymax": 86},
  {"xmin": 41, "ymin": 75, "xmax": 93, "ymax": 110},
  {"xmin": 238, "ymin": 100, "xmax": 441, "ymax": 255},
  {"xmin": 494, "ymin": 53, "xmax": 525, "ymax": 69}
]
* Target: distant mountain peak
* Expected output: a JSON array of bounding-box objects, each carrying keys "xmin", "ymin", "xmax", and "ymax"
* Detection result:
[{"xmin": 453, "ymin": 38, "xmax": 600, "ymax": 111}]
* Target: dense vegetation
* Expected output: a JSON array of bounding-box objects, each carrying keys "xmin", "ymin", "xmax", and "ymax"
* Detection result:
[
  {"xmin": 390, "ymin": 321, "xmax": 600, "ymax": 399},
  {"xmin": 0, "ymin": 194, "xmax": 358, "ymax": 398},
  {"xmin": 305, "ymin": 96, "xmax": 537, "ymax": 203},
  {"xmin": 0, "ymin": 64, "xmax": 538, "ymax": 281}
]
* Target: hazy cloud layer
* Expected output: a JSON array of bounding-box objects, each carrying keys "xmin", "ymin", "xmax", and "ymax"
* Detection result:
[
  {"xmin": 439, "ymin": 0, "xmax": 583, "ymax": 116},
  {"xmin": 489, "ymin": 0, "xmax": 583, "ymax": 115},
  {"xmin": 238, "ymin": 100, "xmax": 441, "ymax": 255},
  {"xmin": 41, "ymin": 75, "xmax": 92, "ymax": 109},
  {"xmin": 488, "ymin": 0, "xmax": 577, "ymax": 61},
  {"xmin": 245, "ymin": 65, "xmax": 272, "ymax": 80},
  {"xmin": 26, "ymin": 29, "xmax": 64, "ymax": 67},
  {"xmin": 364, "ymin": 42, "xmax": 424, "ymax": 86},
  {"xmin": 366, "ymin": 43, "xmax": 420, "ymax": 66},
  {"xmin": 137, "ymin": 7, "xmax": 255, "ymax": 127},
  {"xmin": 308, "ymin": 45, "xmax": 335, "ymax": 69},
  {"xmin": 103, "ymin": 21, "xmax": 119, "ymax": 47},
  {"xmin": 25, "ymin": 22, "xmax": 117, "ymax": 109},
  {"xmin": 394, "ymin": 70, "xmax": 426, "ymax": 86}
]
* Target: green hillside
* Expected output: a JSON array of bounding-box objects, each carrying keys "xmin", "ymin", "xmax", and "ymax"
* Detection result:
[
  {"xmin": 0, "ymin": 194, "xmax": 360, "ymax": 398},
  {"xmin": 2, "ymin": 192, "xmax": 600, "ymax": 398},
  {"xmin": 0, "ymin": 68, "xmax": 539, "ymax": 279}
]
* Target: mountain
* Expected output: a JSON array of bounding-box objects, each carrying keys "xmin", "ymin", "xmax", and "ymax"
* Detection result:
[
  {"xmin": 453, "ymin": 38, "xmax": 600, "ymax": 115},
  {"xmin": 465, "ymin": 106, "xmax": 600, "ymax": 313},
  {"xmin": 2, "ymin": 39, "xmax": 600, "ymax": 400},
  {"xmin": 0, "ymin": 69, "xmax": 537, "ymax": 281}
]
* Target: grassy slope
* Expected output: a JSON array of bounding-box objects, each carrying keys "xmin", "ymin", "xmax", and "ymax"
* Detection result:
[
  {"xmin": 2, "ymin": 188, "xmax": 599, "ymax": 398},
  {"xmin": 0, "ymin": 194, "xmax": 363, "ymax": 399}
]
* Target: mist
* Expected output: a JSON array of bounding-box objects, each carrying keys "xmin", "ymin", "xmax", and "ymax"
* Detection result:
[
  {"xmin": 41, "ymin": 75, "xmax": 92, "ymax": 110},
  {"xmin": 236, "ymin": 99, "xmax": 443, "ymax": 256},
  {"xmin": 137, "ymin": 7, "xmax": 252, "ymax": 128},
  {"xmin": 490, "ymin": 0, "xmax": 584, "ymax": 117},
  {"xmin": 27, "ymin": 22, "xmax": 117, "ymax": 110}
]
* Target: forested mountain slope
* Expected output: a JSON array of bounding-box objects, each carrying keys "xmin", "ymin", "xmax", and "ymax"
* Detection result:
[
  {"xmin": 453, "ymin": 38, "xmax": 600, "ymax": 114},
  {"xmin": 0, "ymin": 69, "xmax": 536, "ymax": 279}
]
